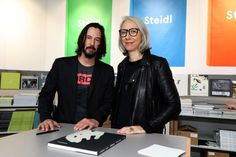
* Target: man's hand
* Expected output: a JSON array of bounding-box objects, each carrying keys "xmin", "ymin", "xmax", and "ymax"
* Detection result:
[
  {"xmin": 38, "ymin": 119, "xmax": 60, "ymax": 131},
  {"xmin": 74, "ymin": 118, "xmax": 99, "ymax": 131},
  {"xmin": 117, "ymin": 125, "xmax": 146, "ymax": 135}
]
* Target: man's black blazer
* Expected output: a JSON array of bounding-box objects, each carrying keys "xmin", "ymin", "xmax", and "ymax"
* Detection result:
[{"xmin": 38, "ymin": 56, "xmax": 114, "ymax": 126}]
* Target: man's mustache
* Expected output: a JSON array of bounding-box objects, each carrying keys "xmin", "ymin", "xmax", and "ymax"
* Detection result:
[{"xmin": 85, "ymin": 46, "xmax": 96, "ymax": 51}]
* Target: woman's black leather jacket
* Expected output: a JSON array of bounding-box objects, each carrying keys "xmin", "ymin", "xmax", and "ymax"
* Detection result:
[{"xmin": 111, "ymin": 49, "xmax": 181, "ymax": 133}]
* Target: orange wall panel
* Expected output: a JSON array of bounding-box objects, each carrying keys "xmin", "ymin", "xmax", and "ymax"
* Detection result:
[{"xmin": 207, "ymin": 0, "xmax": 236, "ymax": 66}]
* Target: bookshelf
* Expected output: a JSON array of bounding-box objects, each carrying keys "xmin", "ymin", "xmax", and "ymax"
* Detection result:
[
  {"xmin": 172, "ymin": 96, "xmax": 236, "ymax": 157},
  {"xmin": 0, "ymin": 69, "xmax": 48, "ymax": 136},
  {"xmin": 178, "ymin": 110, "xmax": 236, "ymax": 156},
  {"xmin": 172, "ymin": 74, "xmax": 236, "ymax": 157}
]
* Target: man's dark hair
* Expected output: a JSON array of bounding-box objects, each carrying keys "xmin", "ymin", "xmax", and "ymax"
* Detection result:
[{"xmin": 75, "ymin": 23, "xmax": 107, "ymax": 60}]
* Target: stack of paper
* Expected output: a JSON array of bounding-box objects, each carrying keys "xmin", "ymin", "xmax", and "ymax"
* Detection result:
[
  {"xmin": 192, "ymin": 103, "xmax": 214, "ymax": 115},
  {"xmin": 193, "ymin": 104, "xmax": 214, "ymax": 110},
  {"xmin": 138, "ymin": 144, "xmax": 185, "ymax": 157},
  {"xmin": 180, "ymin": 98, "xmax": 193, "ymax": 115},
  {"xmin": 220, "ymin": 129, "xmax": 236, "ymax": 151}
]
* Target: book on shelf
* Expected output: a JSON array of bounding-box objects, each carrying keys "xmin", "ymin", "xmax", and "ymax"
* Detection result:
[
  {"xmin": 205, "ymin": 151, "xmax": 230, "ymax": 157},
  {"xmin": 7, "ymin": 110, "xmax": 35, "ymax": 132},
  {"xmin": 190, "ymin": 75, "xmax": 209, "ymax": 96},
  {"xmin": 38, "ymin": 72, "xmax": 48, "ymax": 90},
  {"xmin": 21, "ymin": 75, "xmax": 39, "ymax": 90},
  {"xmin": 173, "ymin": 74, "xmax": 189, "ymax": 96},
  {"xmin": 48, "ymin": 129, "xmax": 126, "ymax": 156},
  {"xmin": 0, "ymin": 110, "xmax": 37, "ymax": 134},
  {"xmin": 180, "ymin": 98, "xmax": 193, "ymax": 115},
  {"xmin": 0, "ymin": 72, "xmax": 21, "ymax": 89},
  {"xmin": 169, "ymin": 120, "xmax": 178, "ymax": 135},
  {"xmin": 232, "ymin": 80, "xmax": 236, "ymax": 98},
  {"xmin": 0, "ymin": 111, "xmax": 12, "ymax": 132},
  {"xmin": 0, "ymin": 97, "xmax": 13, "ymax": 106},
  {"xmin": 193, "ymin": 104, "xmax": 215, "ymax": 110},
  {"xmin": 180, "ymin": 98, "xmax": 192, "ymax": 107},
  {"xmin": 209, "ymin": 79, "xmax": 232, "ymax": 97},
  {"xmin": 13, "ymin": 93, "xmax": 38, "ymax": 107},
  {"xmin": 33, "ymin": 111, "xmax": 40, "ymax": 129},
  {"xmin": 222, "ymin": 110, "xmax": 236, "ymax": 115}
]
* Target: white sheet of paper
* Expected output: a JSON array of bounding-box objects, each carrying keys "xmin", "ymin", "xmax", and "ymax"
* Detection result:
[{"xmin": 138, "ymin": 144, "xmax": 185, "ymax": 157}]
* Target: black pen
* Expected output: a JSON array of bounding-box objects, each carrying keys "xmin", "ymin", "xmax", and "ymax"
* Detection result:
[{"xmin": 36, "ymin": 129, "xmax": 59, "ymax": 135}]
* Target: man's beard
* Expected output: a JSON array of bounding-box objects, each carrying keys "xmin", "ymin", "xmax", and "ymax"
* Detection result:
[{"xmin": 83, "ymin": 46, "xmax": 97, "ymax": 59}]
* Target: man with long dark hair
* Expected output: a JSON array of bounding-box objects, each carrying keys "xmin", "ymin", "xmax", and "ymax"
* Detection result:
[{"xmin": 38, "ymin": 23, "xmax": 114, "ymax": 131}]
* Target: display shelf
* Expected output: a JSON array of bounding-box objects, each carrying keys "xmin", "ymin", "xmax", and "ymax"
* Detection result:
[
  {"xmin": 0, "ymin": 107, "xmax": 38, "ymax": 111},
  {"xmin": 0, "ymin": 70, "xmax": 45, "ymax": 136},
  {"xmin": 181, "ymin": 96, "xmax": 236, "ymax": 104},
  {"xmin": 0, "ymin": 89, "xmax": 40, "ymax": 96},
  {"xmin": 198, "ymin": 134, "xmax": 214, "ymax": 142},
  {"xmin": 180, "ymin": 112, "xmax": 236, "ymax": 121},
  {"xmin": 189, "ymin": 132, "xmax": 236, "ymax": 153},
  {"xmin": 175, "ymin": 95, "xmax": 236, "ymax": 157},
  {"xmin": 177, "ymin": 113, "xmax": 236, "ymax": 156},
  {"xmin": 0, "ymin": 89, "xmax": 39, "ymax": 108},
  {"xmin": 191, "ymin": 145, "xmax": 236, "ymax": 154},
  {"xmin": 174, "ymin": 74, "xmax": 236, "ymax": 156},
  {"xmin": 0, "ymin": 108, "xmax": 39, "ymax": 136}
]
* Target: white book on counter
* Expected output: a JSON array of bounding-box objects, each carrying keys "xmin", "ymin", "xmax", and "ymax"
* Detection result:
[{"xmin": 138, "ymin": 144, "xmax": 185, "ymax": 157}]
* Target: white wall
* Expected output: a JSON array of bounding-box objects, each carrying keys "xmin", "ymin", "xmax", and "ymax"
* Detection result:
[
  {"xmin": 44, "ymin": 0, "xmax": 65, "ymax": 70},
  {"xmin": 0, "ymin": 0, "xmax": 65, "ymax": 71},
  {"xmin": 0, "ymin": 0, "xmax": 236, "ymax": 74},
  {"xmin": 110, "ymin": 0, "xmax": 129, "ymax": 72}
]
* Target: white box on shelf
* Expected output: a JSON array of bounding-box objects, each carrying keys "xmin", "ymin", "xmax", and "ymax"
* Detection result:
[{"xmin": 219, "ymin": 129, "xmax": 236, "ymax": 151}]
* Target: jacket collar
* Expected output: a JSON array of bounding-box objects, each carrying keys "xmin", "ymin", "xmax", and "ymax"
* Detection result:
[{"xmin": 121, "ymin": 49, "xmax": 151, "ymax": 68}]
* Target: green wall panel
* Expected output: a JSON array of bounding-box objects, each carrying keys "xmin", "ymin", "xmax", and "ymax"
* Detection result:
[{"xmin": 65, "ymin": 0, "xmax": 112, "ymax": 63}]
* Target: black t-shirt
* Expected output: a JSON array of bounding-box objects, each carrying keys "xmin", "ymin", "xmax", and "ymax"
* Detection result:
[
  {"xmin": 75, "ymin": 61, "xmax": 94, "ymax": 122},
  {"xmin": 115, "ymin": 59, "xmax": 142, "ymax": 128}
]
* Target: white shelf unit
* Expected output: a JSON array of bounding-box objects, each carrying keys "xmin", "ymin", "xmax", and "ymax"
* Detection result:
[
  {"xmin": 0, "ymin": 69, "xmax": 48, "ymax": 136},
  {"xmin": 178, "ymin": 96, "xmax": 236, "ymax": 157}
]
